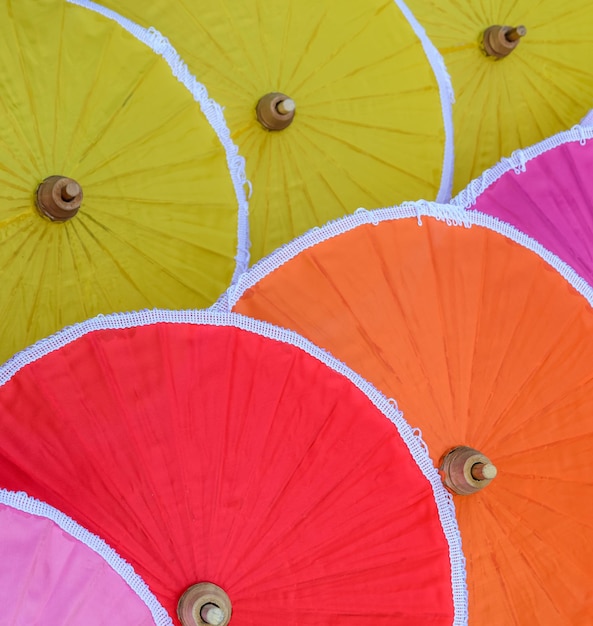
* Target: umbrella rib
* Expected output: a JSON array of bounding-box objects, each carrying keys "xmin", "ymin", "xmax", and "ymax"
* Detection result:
[
  {"xmin": 215, "ymin": 341, "xmax": 301, "ymax": 579},
  {"xmin": 74, "ymin": 56, "xmax": 163, "ymax": 168},
  {"xmin": 283, "ymin": 8, "xmax": 328, "ymax": 93},
  {"xmin": 75, "ymin": 103, "xmax": 199, "ymax": 182},
  {"xmin": 484, "ymin": 310, "xmax": 582, "ymax": 444},
  {"xmin": 483, "ymin": 493, "xmax": 579, "ymax": 618},
  {"xmin": 477, "ymin": 497, "xmax": 532, "ymax": 624},
  {"xmin": 86, "ymin": 334, "xmax": 182, "ymax": 582},
  {"xmin": 298, "ymin": 119, "xmax": 430, "ymax": 186},
  {"xmin": 72, "ymin": 215, "xmax": 151, "ymax": 302},
  {"xmin": 6, "ymin": 5, "xmax": 46, "ymax": 173},
  {"xmin": 52, "ymin": 7, "xmax": 66, "ymax": 168},
  {"xmin": 60, "ymin": 22, "xmax": 118, "ymax": 169},
  {"xmin": 178, "ymin": 0, "xmax": 261, "ymax": 92},
  {"xmin": 76, "ymin": 212, "xmax": 215, "ymax": 299}
]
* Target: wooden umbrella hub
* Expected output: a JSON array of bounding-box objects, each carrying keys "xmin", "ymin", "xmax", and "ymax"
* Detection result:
[
  {"xmin": 256, "ymin": 92, "xmax": 296, "ymax": 130},
  {"xmin": 482, "ymin": 25, "xmax": 527, "ymax": 59},
  {"xmin": 178, "ymin": 582, "xmax": 232, "ymax": 626},
  {"xmin": 36, "ymin": 175, "xmax": 83, "ymax": 222},
  {"xmin": 440, "ymin": 446, "xmax": 497, "ymax": 496}
]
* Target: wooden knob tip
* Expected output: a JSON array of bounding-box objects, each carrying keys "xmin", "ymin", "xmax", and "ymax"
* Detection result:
[
  {"xmin": 506, "ymin": 25, "xmax": 527, "ymax": 41},
  {"xmin": 481, "ymin": 463, "xmax": 497, "ymax": 480},
  {"xmin": 201, "ymin": 604, "xmax": 225, "ymax": 625},
  {"xmin": 471, "ymin": 462, "xmax": 498, "ymax": 481},
  {"xmin": 62, "ymin": 182, "xmax": 81, "ymax": 201},
  {"xmin": 277, "ymin": 98, "xmax": 295, "ymax": 114}
]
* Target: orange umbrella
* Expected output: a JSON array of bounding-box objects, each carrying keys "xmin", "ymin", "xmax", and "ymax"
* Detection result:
[{"xmin": 219, "ymin": 204, "xmax": 593, "ymax": 623}]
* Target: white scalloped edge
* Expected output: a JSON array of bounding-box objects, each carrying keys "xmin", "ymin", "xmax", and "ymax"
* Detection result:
[
  {"xmin": 218, "ymin": 201, "xmax": 593, "ymax": 315},
  {"xmin": 451, "ymin": 119, "xmax": 593, "ymax": 209},
  {"xmin": 67, "ymin": 0, "xmax": 251, "ymax": 281},
  {"xmin": 0, "ymin": 308, "xmax": 468, "ymax": 626},
  {"xmin": 0, "ymin": 489, "xmax": 172, "ymax": 626},
  {"xmin": 393, "ymin": 0, "xmax": 455, "ymax": 202}
]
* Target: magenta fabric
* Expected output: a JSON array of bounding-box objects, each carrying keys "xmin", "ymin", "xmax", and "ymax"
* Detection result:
[
  {"xmin": 0, "ymin": 503, "xmax": 156, "ymax": 625},
  {"xmin": 458, "ymin": 136, "xmax": 593, "ymax": 284}
]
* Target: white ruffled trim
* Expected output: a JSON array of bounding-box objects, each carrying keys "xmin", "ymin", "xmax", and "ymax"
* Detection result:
[
  {"xmin": 0, "ymin": 308, "xmax": 468, "ymax": 626},
  {"xmin": 220, "ymin": 200, "xmax": 593, "ymax": 316},
  {"xmin": 0, "ymin": 489, "xmax": 172, "ymax": 626},
  {"xmin": 393, "ymin": 0, "xmax": 455, "ymax": 202},
  {"xmin": 452, "ymin": 121, "xmax": 593, "ymax": 209},
  {"xmin": 67, "ymin": 0, "xmax": 251, "ymax": 281}
]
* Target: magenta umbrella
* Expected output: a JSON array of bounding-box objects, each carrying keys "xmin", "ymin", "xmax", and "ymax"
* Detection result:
[{"xmin": 452, "ymin": 115, "xmax": 593, "ymax": 286}]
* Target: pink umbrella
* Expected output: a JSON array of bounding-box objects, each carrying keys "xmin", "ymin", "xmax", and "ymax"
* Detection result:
[
  {"xmin": 452, "ymin": 116, "xmax": 593, "ymax": 286},
  {"xmin": 0, "ymin": 490, "xmax": 168, "ymax": 625}
]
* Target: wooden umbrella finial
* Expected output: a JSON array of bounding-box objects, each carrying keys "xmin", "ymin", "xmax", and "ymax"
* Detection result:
[
  {"xmin": 178, "ymin": 582, "xmax": 232, "ymax": 626},
  {"xmin": 256, "ymin": 92, "xmax": 296, "ymax": 130},
  {"xmin": 36, "ymin": 175, "xmax": 83, "ymax": 222},
  {"xmin": 440, "ymin": 446, "xmax": 498, "ymax": 495},
  {"xmin": 482, "ymin": 25, "xmax": 527, "ymax": 59}
]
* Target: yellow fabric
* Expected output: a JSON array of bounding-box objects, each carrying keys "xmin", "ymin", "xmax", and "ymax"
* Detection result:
[
  {"xmin": 0, "ymin": 0, "xmax": 240, "ymax": 363},
  {"xmin": 101, "ymin": 0, "xmax": 449, "ymax": 261},
  {"xmin": 405, "ymin": 0, "xmax": 593, "ymax": 193}
]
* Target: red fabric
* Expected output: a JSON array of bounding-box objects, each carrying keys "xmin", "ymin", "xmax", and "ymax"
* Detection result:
[{"xmin": 0, "ymin": 323, "xmax": 454, "ymax": 624}]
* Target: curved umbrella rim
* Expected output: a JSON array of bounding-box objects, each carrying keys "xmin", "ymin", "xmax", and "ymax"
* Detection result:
[
  {"xmin": 218, "ymin": 202, "xmax": 593, "ymax": 313},
  {"xmin": 0, "ymin": 489, "xmax": 172, "ymax": 626},
  {"xmin": 0, "ymin": 308, "xmax": 468, "ymax": 625},
  {"xmin": 393, "ymin": 0, "xmax": 456, "ymax": 202},
  {"xmin": 451, "ymin": 119, "xmax": 593, "ymax": 210},
  {"xmin": 69, "ymin": 0, "xmax": 252, "ymax": 280}
]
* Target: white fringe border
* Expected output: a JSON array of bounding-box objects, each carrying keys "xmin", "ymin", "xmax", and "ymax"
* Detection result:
[
  {"xmin": 1, "ymin": 309, "xmax": 468, "ymax": 625},
  {"xmin": 218, "ymin": 201, "xmax": 593, "ymax": 314},
  {"xmin": 452, "ymin": 119, "xmax": 593, "ymax": 209},
  {"xmin": 0, "ymin": 489, "xmax": 172, "ymax": 625},
  {"xmin": 394, "ymin": 0, "xmax": 456, "ymax": 202},
  {"xmin": 67, "ymin": 0, "xmax": 251, "ymax": 281}
]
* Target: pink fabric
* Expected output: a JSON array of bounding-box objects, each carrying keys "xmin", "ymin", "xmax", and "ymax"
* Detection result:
[
  {"xmin": 465, "ymin": 140, "xmax": 593, "ymax": 284},
  {"xmin": 0, "ymin": 504, "xmax": 155, "ymax": 625}
]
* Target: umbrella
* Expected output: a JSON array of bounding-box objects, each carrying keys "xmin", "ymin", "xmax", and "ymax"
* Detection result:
[
  {"xmin": 86, "ymin": 0, "xmax": 455, "ymax": 261},
  {"xmin": 452, "ymin": 118, "xmax": 593, "ymax": 287},
  {"xmin": 0, "ymin": 0, "xmax": 249, "ymax": 363},
  {"xmin": 0, "ymin": 490, "xmax": 167, "ymax": 625},
  {"xmin": 0, "ymin": 310, "xmax": 467, "ymax": 625},
  {"xmin": 402, "ymin": 0, "xmax": 593, "ymax": 193},
  {"xmin": 219, "ymin": 203, "xmax": 593, "ymax": 623}
]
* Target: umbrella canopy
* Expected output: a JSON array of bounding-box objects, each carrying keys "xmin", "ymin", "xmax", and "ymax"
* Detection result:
[
  {"xmin": 0, "ymin": 310, "xmax": 467, "ymax": 625},
  {"xmin": 220, "ymin": 204, "xmax": 593, "ymax": 624},
  {"xmin": 452, "ymin": 119, "xmax": 593, "ymax": 287},
  {"xmin": 0, "ymin": 0, "xmax": 249, "ymax": 363},
  {"xmin": 90, "ymin": 0, "xmax": 455, "ymax": 261},
  {"xmin": 0, "ymin": 491, "xmax": 168, "ymax": 625},
  {"xmin": 403, "ymin": 0, "xmax": 593, "ymax": 193}
]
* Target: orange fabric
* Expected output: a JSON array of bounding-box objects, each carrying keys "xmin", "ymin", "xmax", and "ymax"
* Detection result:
[{"xmin": 234, "ymin": 217, "xmax": 593, "ymax": 624}]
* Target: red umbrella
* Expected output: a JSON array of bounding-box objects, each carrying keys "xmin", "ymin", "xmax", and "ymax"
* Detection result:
[{"xmin": 0, "ymin": 310, "xmax": 466, "ymax": 625}]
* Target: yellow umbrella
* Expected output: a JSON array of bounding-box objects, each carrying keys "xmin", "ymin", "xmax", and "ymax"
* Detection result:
[
  {"xmin": 93, "ymin": 0, "xmax": 455, "ymax": 261},
  {"xmin": 0, "ymin": 0, "xmax": 249, "ymax": 363},
  {"xmin": 404, "ymin": 0, "xmax": 593, "ymax": 193}
]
